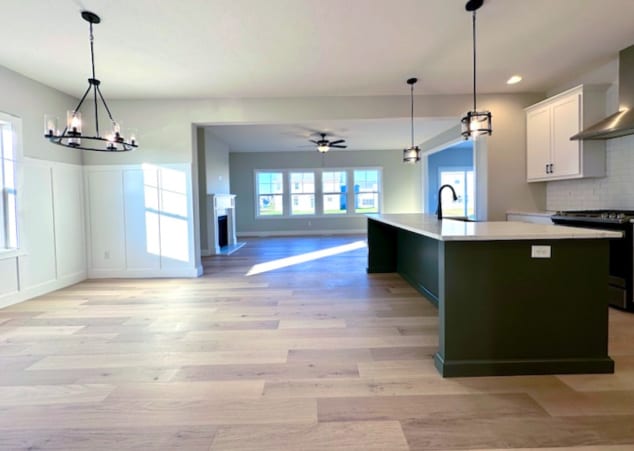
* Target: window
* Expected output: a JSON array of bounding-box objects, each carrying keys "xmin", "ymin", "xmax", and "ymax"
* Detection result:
[
  {"xmin": 322, "ymin": 171, "xmax": 347, "ymax": 215},
  {"xmin": 290, "ymin": 172, "xmax": 315, "ymax": 215},
  {"xmin": 353, "ymin": 169, "xmax": 380, "ymax": 214},
  {"xmin": 0, "ymin": 114, "xmax": 18, "ymax": 250},
  {"xmin": 254, "ymin": 168, "xmax": 381, "ymax": 218},
  {"xmin": 256, "ymin": 171, "xmax": 284, "ymax": 216},
  {"xmin": 439, "ymin": 168, "xmax": 475, "ymax": 217}
]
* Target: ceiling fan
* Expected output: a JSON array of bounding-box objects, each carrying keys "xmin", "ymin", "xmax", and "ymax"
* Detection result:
[{"xmin": 310, "ymin": 133, "xmax": 347, "ymax": 153}]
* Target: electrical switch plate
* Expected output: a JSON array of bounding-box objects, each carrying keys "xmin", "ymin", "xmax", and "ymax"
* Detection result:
[{"xmin": 531, "ymin": 245, "xmax": 551, "ymax": 258}]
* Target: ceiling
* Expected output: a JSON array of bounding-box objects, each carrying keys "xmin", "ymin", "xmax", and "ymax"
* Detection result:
[
  {"xmin": 208, "ymin": 118, "xmax": 458, "ymax": 152},
  {"xmin": 2, "ymin": 0, "xmax": 634, "ymax": 152}
]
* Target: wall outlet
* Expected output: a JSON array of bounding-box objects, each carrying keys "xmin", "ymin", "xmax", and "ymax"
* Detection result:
[
  {"xmin": 531, "ymin": 245, "xmax": 551, "ymax": 258},
  {"xmin": 104, "ymin": 250, "xmax": 110, "ymax": 259}
]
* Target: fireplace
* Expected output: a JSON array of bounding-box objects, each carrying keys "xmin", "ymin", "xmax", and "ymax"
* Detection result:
[
  {"xmin": 205, "ymin": 194, "xmax": 243, "ymax": 255},
  {"xmin": 217, "ymin": 215, "xmax": 228, "ymax": 248}
]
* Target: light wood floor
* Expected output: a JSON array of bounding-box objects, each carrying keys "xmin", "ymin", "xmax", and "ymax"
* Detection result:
[{"xmin": 1, "ymin": 235, "xmax": 634, "ymax": 450}]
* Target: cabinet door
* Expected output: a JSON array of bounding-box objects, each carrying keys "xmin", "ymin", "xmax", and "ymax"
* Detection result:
[
  {"xmin": 526, "ymin": 106, "xmax": 551, "ymax": 180},
  {"xmin": 551, "ymin": 93, "xmax": 581, "ymax": 177}
]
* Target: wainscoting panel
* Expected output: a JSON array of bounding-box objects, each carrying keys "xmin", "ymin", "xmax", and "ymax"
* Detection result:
[
  {"xmin": 1, "ymin": 159, "xmax": 87, "ymax": 309},
  {"xmin": 52, "ymin": 163, "xmax": 86, "ymax": 279},
  {"xmin": 85, "ymin": 163, "xmax": 199, "ymax": 278},
  {"xmin": 123, "ymin": 168, "xmax": 161, "ymax": 271},
  {"xmin": 19, "ymin": 160, "xmax": 57, "ymax": 289},
  {"xmin": 87, "ymin": 169, "xmax": 126, "ymax": 271}
]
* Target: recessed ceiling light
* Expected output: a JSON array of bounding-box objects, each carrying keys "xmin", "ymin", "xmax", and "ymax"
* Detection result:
[{"xmin": 506, "ymin": 75, "xmax": 523, "ymax": 85}]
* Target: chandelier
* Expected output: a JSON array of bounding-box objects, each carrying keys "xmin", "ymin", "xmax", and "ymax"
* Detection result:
[
  {"xmin": 44, "ymin": 11, "xmax": 137, "ymax": 152},
  {"xmin": 461, "ymin": 0, "xmax": 492, "ymax": 140},
  {"xmin": 403, "ymin": 77, "xmax": 421, "ymax": 163}
]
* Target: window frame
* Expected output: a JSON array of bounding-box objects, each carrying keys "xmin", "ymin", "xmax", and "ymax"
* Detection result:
[
  {"xmin": 254, "ymin": 167, "xmax": 382, "ymax": 219},
  {"xmin": 254, "ymin": 170, "xmax": 285, "ymax": 217},
  {"xmin": 0, "ymin": 112, "xmax": 22, "ymax": 254}
]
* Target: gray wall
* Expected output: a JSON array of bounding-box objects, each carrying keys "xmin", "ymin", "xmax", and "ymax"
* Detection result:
[
  {"xmin": 204, "ymin": 128, "xmax": 230, "ymax": 194},
  {"xmin": 0, "ymin": 65, "xmax": 81, "ymax": 164},
  {"xmin": 229, "ymin": 149, "xmax": 421, "ymax": 235}
]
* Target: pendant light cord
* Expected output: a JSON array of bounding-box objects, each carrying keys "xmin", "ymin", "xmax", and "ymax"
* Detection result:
[
  {"xmin": 89, "ymin": 22, "xmax": 96, "ymax": 80},
  {"xmin": 89, "ymin": 21, "xmax": 100, "ymax": 135},
  {"xmin": 472, "ymin": 9, "xmax": 477, "ymax": 111},
  {"xmin": 410, "ymin": 83, "xmax": 414, "ymax": 147}
]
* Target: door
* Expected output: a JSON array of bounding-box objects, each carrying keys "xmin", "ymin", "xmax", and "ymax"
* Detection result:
[{"xmin": 551, "ymin": 93, "xmax": 581, "ymax": 178}]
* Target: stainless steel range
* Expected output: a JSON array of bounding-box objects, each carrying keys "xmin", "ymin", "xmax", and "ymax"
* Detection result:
[{"xmin": 551, "ymin": 210, "xmax": 634, "ymax": 311}]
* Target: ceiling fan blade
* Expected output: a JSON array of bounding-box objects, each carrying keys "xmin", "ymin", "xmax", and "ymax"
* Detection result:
[
  {"xmin": 309, "ymin": 140, "xmax": 319, "ymax": 144},
  {"xmin": 329, "ymin": 139, "xmax": 345, "ymax": 145},
  {"xmin": 331, "ymin": 144, "xmax": 347, "ymax": 149}
]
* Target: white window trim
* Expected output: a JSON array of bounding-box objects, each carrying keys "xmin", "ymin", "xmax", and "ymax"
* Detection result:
[
  {"xmin": 254, "ymin": 167, "xmax": 382, "ymax": 219},
  {"xmin": 0, "ymin": 111, "xmax": 23, "ymax": 251}
]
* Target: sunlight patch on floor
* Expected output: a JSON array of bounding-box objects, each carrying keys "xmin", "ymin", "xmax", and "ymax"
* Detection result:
[{"xmin": 246, "ymin": 240, "xmax": 367, "ymax": 276}]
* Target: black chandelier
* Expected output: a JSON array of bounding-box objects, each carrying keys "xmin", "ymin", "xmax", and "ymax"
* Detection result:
[
  {"xmin": 44, "ymin": 11, "xmax": 137, "ymax": 152},
  {"xmin": 461, "ymin": 0, "xmax": 492, "ymax": 140},
  {"xmin": 403, "ymin": 77, "xmax": 421, "ymax": 163}
]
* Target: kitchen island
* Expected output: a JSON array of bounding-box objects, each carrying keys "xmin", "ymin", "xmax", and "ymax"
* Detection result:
[{"xmin": 367, "ymin": 213, "xmax": 622, "ymax": 377}]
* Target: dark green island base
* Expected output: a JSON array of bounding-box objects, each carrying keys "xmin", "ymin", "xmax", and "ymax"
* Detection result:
[{"xmin": 367, "ymin": 217, "xmax": 615, "ymax": 377}]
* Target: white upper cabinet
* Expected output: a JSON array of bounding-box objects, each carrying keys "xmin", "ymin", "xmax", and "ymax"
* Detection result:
[{"xmin": 525, "ymin": 85, "xmax": 606, "ymax": 182}]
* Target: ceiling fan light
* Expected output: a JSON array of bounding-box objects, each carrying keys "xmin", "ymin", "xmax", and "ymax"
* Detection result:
[
  {"xmin": 403, "ymin": 146, "xmax": 421, "ymax": 163},
  {"xmin": 317, "ymin": 144, "xmax": 330, "ymax": 153}
]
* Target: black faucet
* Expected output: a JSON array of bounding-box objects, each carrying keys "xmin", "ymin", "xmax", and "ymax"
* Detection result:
[{"xmin": 436, "ymin": 184, "xmax": 458, "ymax": 220}]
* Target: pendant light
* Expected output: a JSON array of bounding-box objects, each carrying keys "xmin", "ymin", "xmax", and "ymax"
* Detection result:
[
  {"xmin": 44, "ymin": 11, "xmax": 138, "ymax": 152},
  {"xmin": 461, "ymin": 0, "xmax": 492, "ymax": 140},
  {"xmin": 403, "ymin": 77, "xmax": 421, "ymax": 163}
]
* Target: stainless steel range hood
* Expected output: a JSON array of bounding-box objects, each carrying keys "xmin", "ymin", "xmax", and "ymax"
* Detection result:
[{"xmin": 571, "ymin": 45, "xmax": 634, "ymax": 140}]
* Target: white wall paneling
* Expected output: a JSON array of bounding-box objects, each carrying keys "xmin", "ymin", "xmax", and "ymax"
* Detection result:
[
  {"xmin": 87, "ymin": 169, "xmax": 126, "ymax": 272},
  {"xmin": 85, "ymin": 163, "xmax": 201, "ymax": 278},
  {"xmin": 0, "ymin": 258, "xmax": 19, "ymax": 298},
  {"xmin": 123, "ymin": 167, "xmax": 161, "ymax": 271},
  {"xmin": 1, "ymin": 158, "xmax": 87, "ymax": 309},
  {"xmin": 52, "ymin": 163, "xmax": 87, "ymax": 279},
  {"xmin": 19, "ymin": 160, "xmax": 57, "ymax": 289}
]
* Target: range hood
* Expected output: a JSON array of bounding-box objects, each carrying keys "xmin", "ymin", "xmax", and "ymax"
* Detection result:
[{"xmin": 571, "ymin": 44, "xmax": 634, "ymax": 140}]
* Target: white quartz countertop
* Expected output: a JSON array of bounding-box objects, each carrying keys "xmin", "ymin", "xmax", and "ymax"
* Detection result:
[
  {"xmin": 506, "ymin": 210, "xmax": 556, "ymax": 217},
  {"xmin": 368, "ymin": 213, "xmax": 623, "ymax": 241}
]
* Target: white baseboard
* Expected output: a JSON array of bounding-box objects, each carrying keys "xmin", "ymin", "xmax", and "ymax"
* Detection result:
[
  {"xmin": 88, "ymin": 266, "xmax": 202, "ymax": 279},
  {"xmin": 0, "ymin": 270, "xmax": 87, "ymax": 309},
  {"xmin": 237, "ymin": 229, "xmax": 366, "ymax": 238}
]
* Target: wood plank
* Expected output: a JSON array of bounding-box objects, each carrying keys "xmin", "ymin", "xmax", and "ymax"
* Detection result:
[
  {"xmin": 0, "ymin": 426, "xmax": 217, "ymax": 451},
  {"xmin": 317, "ymin": 393, "xmax": 548, "ymax": 421},
  {"xmin": 210, "ymin": 421, "xmax": 409, "ymax": 451},
  {"xmin": 27, "ymin": 350, "xmax": 288, "ymax": 370},
  {"xmin": 0, "ymin": 384, "xmax": 114, "ymax": 406}
]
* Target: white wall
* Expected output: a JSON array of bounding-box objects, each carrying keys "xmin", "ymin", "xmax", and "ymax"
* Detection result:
[
  {"xmin": 547, "ymin": 134, "xmax": 634, "ymax": 210},
  {"xmin": 84, "ymin": 163, "xmax": 201, "ymax": 278},
  {"xmin": 0, "ymin": 159, "xmax": 86, "ymax": 308}
]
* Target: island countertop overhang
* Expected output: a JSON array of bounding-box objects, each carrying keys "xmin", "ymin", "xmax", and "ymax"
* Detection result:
[{"xmin": 367, "ymin": 213, "xmax": 623, "ymax": 241}]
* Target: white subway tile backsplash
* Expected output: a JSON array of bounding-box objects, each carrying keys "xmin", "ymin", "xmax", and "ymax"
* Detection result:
[{"xmin": 547, "ymin": 134, "xmax": 634, "ymax": 211}]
